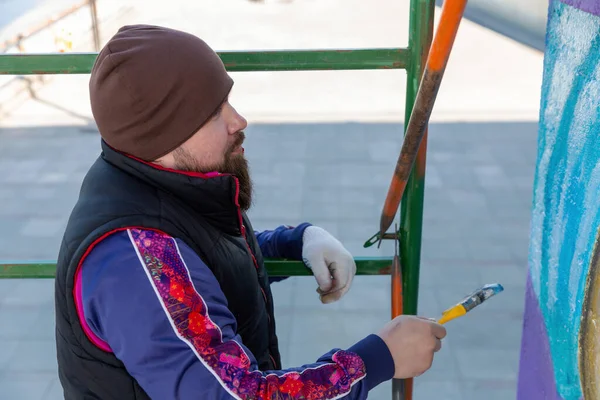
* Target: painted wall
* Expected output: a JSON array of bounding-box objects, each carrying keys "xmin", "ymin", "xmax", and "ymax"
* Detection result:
[{"xmin": 518, "ymin": 1, "xmax": 600, "ymax": 399}]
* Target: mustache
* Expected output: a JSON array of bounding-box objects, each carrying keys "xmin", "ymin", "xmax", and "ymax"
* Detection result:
[{"xmin": 229, "ymin": 131, "xmax": 245, "ymax": 153}]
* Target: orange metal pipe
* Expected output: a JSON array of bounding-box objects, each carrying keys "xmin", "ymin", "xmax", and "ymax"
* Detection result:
[
  {"xmin": 379, "ymin": 0, "xmax": 468, "ymax": 238},
  {"xmin": 391, "ymin": 252, "xmax": 403, "ymax": 318},
  {"xmin": 391, "ymin": 232, "xmax": 411, "ymax": 399}
]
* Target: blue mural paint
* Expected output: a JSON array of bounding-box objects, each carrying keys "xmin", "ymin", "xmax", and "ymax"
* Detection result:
[{"xmin": 525, "ymin": 1, "xmax": 600, "ymax": 398}]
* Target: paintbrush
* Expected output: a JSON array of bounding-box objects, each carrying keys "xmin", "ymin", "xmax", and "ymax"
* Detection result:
[{"xmin": 437, "ymin": 283, "xmax": 504, "ymax": 324}]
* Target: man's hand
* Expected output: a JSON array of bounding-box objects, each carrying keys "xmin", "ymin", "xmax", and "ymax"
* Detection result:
[
  {"xmin": 377, "ymin": 315, "xmax": 447, "ymax": 379},
  {"xmin": 302, "ymin": 226, "xmax": 356, "ymax": 304}
]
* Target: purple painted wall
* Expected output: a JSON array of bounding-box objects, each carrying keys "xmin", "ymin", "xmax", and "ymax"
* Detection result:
[{"xmin": 560, "ymin": 0, "xmax": 600, "ymax": 16}]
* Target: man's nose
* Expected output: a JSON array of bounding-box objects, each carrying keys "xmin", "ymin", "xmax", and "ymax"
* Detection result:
[
  {"xmin": 235, "ymin": 113, "xmax": 248, "ymax": 132},
  {"xmin": 230, "ymin": 107, "xmax": 248, "ymax": 133}
]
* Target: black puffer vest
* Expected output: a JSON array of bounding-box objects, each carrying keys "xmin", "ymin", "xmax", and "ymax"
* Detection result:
[{"xmin": 54, "ymin": 141, "xmax": 281, "ymax": 399}]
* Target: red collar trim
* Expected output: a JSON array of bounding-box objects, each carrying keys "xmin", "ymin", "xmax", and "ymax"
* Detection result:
[
  {"xmin": 125, "ymin": 153, "xmax": 221, "ymax": 179},
  {"xmin": 103, "ymin": 142, "xmax": 222, "ymax": 179}
]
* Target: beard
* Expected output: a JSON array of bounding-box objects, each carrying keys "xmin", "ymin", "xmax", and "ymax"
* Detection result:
[{"xmin": 173, "ymin": 132, "xmax": 253, "ymax": 211}]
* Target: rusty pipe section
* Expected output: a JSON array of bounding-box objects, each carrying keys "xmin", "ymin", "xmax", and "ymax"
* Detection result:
[
  {"xmin": 391, "ymin": 235, "xmax": 404, "ymax": 399},
  {"xmin": 391, "ymin": 227, "xmax": 410, "ymax": 399},
  {"xmin": 391, "ymin": 233, "xmax": 403, "ymax": 319},
  {"xmin": 379, "ymin": 0, "xmax": 468, "ymax": 238}
]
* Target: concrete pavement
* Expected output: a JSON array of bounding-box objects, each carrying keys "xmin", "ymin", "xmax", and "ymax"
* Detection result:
[
  {"xmin": 0, "ymin": 120, "xmax": 537, "ymax": 400},
  {"xmin": 0, "ymin": 0, "xmax": 544, "ymax": 398}
]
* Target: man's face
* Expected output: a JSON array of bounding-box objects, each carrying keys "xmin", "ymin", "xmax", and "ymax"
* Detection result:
[{"xmin": 164, "ymin": 98, "xmax": 253, "ymax": 210}]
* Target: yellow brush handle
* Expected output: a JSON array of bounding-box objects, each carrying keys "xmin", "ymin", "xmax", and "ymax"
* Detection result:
[{"xmin": 437, "ymin": 305, "xmax": 467, "ymax": 324}]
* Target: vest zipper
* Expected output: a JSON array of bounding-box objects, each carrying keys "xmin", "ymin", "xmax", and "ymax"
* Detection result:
[
  {"xmin": 240, "ymin": 225, "xmax": 269, "ymax": 308},
  {"xmin": 234, "ymin": 177, "xmax": 275, "ymax": 367},
  {"xmin": 270, "ymin": 354, "xmax": 278, "ymax": 369},
  {"xmin": 239, "ymin": 218, "xmax": 275, "ymax": 364}
]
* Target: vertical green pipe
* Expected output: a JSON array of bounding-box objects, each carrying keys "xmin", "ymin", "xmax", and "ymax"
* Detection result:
[{"xmin": 400, "ymin": 0, "xmax": 435, "ymax": 316}]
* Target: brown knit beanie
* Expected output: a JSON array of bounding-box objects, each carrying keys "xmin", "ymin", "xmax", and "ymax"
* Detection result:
[{"xmin": 89, "ymin": 24, "xmax": 234, "ymax": 161}]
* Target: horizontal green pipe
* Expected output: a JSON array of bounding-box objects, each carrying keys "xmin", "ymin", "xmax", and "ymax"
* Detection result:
[
  {"xmin": 0, "ymin": 48, "xmax": 409, "ymax": 75},
  {"xmin": 0, "ymin": 257, "xmax": 393, "ymax": 279}
]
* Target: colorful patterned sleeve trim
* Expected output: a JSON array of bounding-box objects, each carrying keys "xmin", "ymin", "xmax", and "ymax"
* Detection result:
[{"xmin": 127, "ymin": 228, "xmax": 367, "ymax": 399}]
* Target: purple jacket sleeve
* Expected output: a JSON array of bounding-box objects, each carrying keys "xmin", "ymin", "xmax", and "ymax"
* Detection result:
[
  {"xmin": 255, "ymin": 223, "xmax": 312, "ymax": 284},
  {"xmin": 80, "ymin": 228, "xmax": 394, "ymax": 400},
  {"xmin": 255, "ymin": 223, "xmax": 311, "ymax": 260}
]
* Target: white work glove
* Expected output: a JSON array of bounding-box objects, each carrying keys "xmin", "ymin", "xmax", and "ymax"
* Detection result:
[{"xmin": 302, "ymin": 226, "xmax": 357, "ymax": 304}]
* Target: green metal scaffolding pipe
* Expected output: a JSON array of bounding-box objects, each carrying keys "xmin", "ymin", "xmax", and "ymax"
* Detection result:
[
  {"xmin": 0, "ymin": 48, "xmax": 409, "ymax": 75},
  {"xmin": 0, "ymin": 258, "xmax": 393, "ymax": 279},
  {"xmin": 401, "ymin": 0, "xmax": 435, "ymax": 321}
]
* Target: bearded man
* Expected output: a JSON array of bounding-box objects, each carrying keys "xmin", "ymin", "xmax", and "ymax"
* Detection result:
[{"xmin": 54, "ymin": 24, "xmax": 447, "ymax": 400}]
